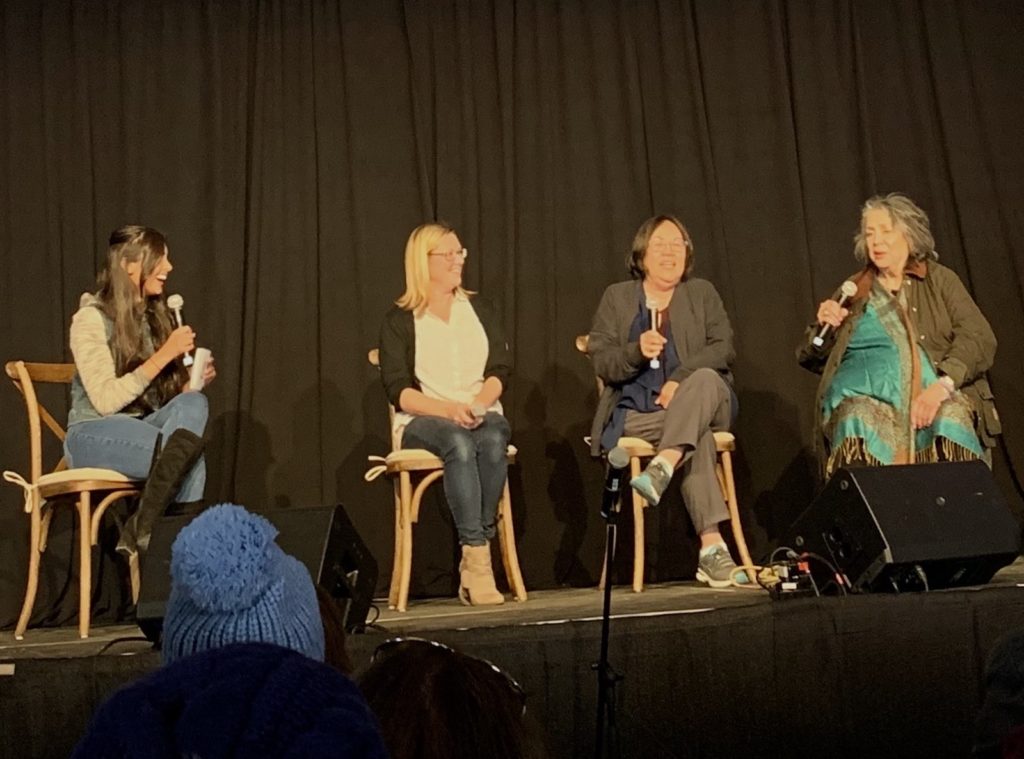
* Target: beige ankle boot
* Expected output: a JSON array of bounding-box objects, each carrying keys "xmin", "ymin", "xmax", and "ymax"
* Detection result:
[{"xmin": 459, "ymin": 544, "xmax": 505, "ymax": 606}]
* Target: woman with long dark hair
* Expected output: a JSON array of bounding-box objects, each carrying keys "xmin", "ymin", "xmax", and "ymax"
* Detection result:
[{"xmin": 65, "ymin": 225, "xmax": 215, "ymax": 557}]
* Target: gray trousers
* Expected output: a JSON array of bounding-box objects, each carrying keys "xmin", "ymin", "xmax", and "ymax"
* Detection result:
[{"xmin": 623, "ymin": 368, "xmax": 735, "ymax": 534}]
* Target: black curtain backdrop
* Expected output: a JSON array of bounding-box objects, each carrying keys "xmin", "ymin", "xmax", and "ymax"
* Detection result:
[{"xmin": 2, "ymin": 0, "xmax": 1023, "ymax": 628}]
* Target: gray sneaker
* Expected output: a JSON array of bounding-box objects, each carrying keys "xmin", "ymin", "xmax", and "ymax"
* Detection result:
[
  {"xmin": 696, "ymin": 545, "xmax": 749, "ymax": 588},
  {"xmin": 630, "ymin": 459, "xmax": 673, "ymax": 506}
]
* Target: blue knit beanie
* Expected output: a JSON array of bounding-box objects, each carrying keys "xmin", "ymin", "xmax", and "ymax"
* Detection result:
[{"xmin": 162, "ymin": 504, "xmax": 325, "ymax": 664}]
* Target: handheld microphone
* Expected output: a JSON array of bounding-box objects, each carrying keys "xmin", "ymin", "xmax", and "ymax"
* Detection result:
[
  {"xmin": 811, "ymin": 280, "xmax": 857, "ymax": 348},
  {"xmin": 470, "ymin": 403, "xmax": 487, "ymax": 420},
  {"xmin": 166, "ymin": 294, "xmax": 194, "ymax": 367},
  {"xmin": 645, "ymin": 298, "xmax": 661, "ymax": 369},
  {"xmin": 600, "ymin": 446, "xmax": 631, "ymax": 520}
]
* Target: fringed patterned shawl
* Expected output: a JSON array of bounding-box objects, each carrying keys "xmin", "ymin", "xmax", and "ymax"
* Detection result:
[{"xmin": 822, "ymin": 277, "xmax": 982, "ymax": 476}]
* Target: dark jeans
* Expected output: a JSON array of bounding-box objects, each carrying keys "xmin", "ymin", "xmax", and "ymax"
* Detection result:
[{"xmin": 402, "ymin": 412, "xmax": 511, "ymax": 546}]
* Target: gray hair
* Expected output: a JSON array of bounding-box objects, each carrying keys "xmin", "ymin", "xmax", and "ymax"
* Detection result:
[{"xmin": 853, "ymin": 193, "xmax": 938, "ymax": 263}]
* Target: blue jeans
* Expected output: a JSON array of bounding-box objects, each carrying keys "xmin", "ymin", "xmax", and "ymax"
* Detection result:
[
  {"xmin": 64, "ymin": 392, "xmax": 209, "ymax": 503},
  {"xmin": 402, "ymin": 412, "xmax": 511, "ymax": 546}
]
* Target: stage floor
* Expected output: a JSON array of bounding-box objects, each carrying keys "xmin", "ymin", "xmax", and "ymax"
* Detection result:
[
  {"xmin": 5, "ymin": 562, "xmax": 1024, "ymax": 758},
  {"xmin": 4, "ymin": 558, "xmax": 1024, "ymax": 658}
]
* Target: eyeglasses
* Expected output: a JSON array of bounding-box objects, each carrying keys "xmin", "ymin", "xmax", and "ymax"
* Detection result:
[
  {"xmin": 428, "ymin": 247, "xmax": 469, "ymax": 262},
  {"xmin": 371, "ymin": 637, "xmax": 527, "ymax": 715},
  {"xmin": 648, "ymin": 240, "xmax": 687, "ymax": 252}
]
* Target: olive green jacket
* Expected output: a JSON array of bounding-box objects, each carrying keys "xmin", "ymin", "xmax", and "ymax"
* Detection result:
[{"xmin": 797, "ymin": 261, "xmax": 1000, "ymax": 476}]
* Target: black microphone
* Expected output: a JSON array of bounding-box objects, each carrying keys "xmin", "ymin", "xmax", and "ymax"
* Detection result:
[
  {"xmin": 811, "ymin": 280, "xmax": 857, "ymax": 348},
  {"xmin": 600, "ymin": 446, "xmax": 631, "ymax": 519},
  {"xmin": 166, "ymin": 293, "xmax": 194, "ymax": 367}
]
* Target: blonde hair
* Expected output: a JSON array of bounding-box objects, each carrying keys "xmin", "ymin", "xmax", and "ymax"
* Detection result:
[{"xmin": 395, "ymin": 222, "xmax": 470, "ymax": 313}]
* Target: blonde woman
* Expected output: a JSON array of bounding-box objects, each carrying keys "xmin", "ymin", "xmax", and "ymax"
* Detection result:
[{"xmin": 378, "ymin": 223, "xmax": 512, "ymax": 606}]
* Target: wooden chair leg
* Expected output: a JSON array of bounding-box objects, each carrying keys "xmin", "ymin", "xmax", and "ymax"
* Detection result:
[
  {"xmin": 397, "ymin": 472, "xmax": 414, "ymax": 613},
  {"xmin": 77, "ymin": 491, "xmax": 92, "ymax": 638},
  {"xmin": 496, "ymin": 481, "xmax": 528, "ymax": 602},
  {"xmin": 631, "ymin": 457, "xmax": 645, "ymax": 593},
  {"xmin": 598, "ymin": 540, "xmax": 609, "ymax": 591},
  {"xmin": 91, "ymin": 490, "xmax": 138, "ymax": 546},
  {"xmin": 15, "ymin": 496, "xmax": 43, "ymax": 640},
  {"xmin": 129, "ymin": 552, "xmax": 141, "ymax": 605},
  {"xmin": 719, "ymin": 451, "xmax": 754, "ymax": 573},
  {"xmin": 388, "ymin": 481, "xmax": 403, "ymax": 610}
]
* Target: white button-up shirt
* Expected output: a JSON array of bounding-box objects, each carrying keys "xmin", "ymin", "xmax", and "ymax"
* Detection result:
[{"xmin": 393, "ymin": 293, "xmax": 502, "ymax": 443}]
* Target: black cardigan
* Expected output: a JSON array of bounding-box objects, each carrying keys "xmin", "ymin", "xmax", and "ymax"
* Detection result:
[{"xmin": 378, "ymin": 296, "xmax": 512, "ymax": 408}]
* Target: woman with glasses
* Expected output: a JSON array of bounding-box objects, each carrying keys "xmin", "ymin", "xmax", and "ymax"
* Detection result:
[
  {"xmin": 360, "ymin": 637, "xmax": 544, "ymax": 759},
  {"xmin": 798, "ymin": 193, "xmax": 997, "ymax": 476},
  {"xmin": 378, "ymin": 223, "xmax": 512, "ymax": 606},
  {"xmin": 587, "ymin": 214, "xmax": 747, "ymax": 587}
]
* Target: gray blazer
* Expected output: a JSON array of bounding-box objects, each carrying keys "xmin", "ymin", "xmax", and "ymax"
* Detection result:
[{"xmin": 587, "ymin": 278, "xmax": 735, "ymax": 456}]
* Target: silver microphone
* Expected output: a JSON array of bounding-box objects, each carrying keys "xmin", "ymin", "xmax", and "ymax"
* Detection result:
[
  {"xmin": 166, "ymin": 293, "xmax": 194, "ymax": 367},
  {"xmin": 646, "ymin": 298, "xmax": 661, "ymax": 369},
  {"xmin": 812, "ymin": 280, "xmax": 858, "ymax": 347},
  {"xmin": 470, "ymin": 403, "xmax": 487, "ymax": 420}
]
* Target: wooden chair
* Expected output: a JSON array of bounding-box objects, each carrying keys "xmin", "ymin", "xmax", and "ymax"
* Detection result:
[
  {"xmin": 364, "ymin": 349, "xmax": 528, "ymax": 612},
  {"xmin": 575, "ymin": 336, "xmax": 755, "ymax": 592},
  {"xmin": 2, "ymin": 361, "xmax": 144, "ymax": 639}
]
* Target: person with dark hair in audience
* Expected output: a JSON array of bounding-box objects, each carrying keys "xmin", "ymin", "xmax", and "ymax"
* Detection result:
[
  {"xmin": 798, "ymin": 193, "xmax": 998, "ymax": 477},
  {"xmin": 379, "ymin": 222, "xmax": 513, "ymax": 605},
  {"xmin": 587, "ymin": 214, "xmax": 747, "ymax": 587},
  {"xmin": 360, "ymin": 636, "xmax": 547, "ymax": 759},
  {"xmin": 65, "ymin": 225, "xmax": 215, "ymax": 559},
  {"xmin": 974, "ymin": 628, "xmax": 1024, "ymax": 757},
  {"xmin": 73, "ymin": 504, "xmax": 386, "ymax": 758}
]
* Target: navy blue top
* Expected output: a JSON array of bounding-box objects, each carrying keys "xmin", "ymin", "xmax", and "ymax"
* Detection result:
[{"xmin": 600, "ymin": 295, "xmax": 681, "ymax": 450}]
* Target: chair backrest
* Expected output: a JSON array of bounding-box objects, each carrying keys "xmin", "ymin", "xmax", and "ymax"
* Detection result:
[
  {"xmin": 574, "ymin": 334, "xmax": 606, "ymax": 396},
  {"xmin": 367, "ymin": 349, "xmax": 401, "ymax": 450},
  {"xmin": 5, "ymin": 361, "xmax": 76, "ymax": 483}
]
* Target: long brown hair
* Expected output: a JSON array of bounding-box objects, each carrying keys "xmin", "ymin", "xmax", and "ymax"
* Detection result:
[{"xmin": 95, "ymin": 225, "xmax": 187, "ymax": 410}]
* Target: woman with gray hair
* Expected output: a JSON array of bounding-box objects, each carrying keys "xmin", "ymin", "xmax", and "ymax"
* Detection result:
[{"xmin": 799, "ymin": 193, "xmax": 1000, "ymax": 476}]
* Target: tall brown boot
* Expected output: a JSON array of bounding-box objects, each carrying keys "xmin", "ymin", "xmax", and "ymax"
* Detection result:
[{"xmin": 458, "ymin": 544, "xmax": 505, "ymax": 606}]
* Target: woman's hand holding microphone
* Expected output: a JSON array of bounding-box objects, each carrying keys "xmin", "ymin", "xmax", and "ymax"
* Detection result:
[
  {"xmin": 639, "ymin": 329, "xmax": 667, "ymax": 360},
  {"xmin": 816, "ymin": 299, "xmax": 850, "ymax": 329}
]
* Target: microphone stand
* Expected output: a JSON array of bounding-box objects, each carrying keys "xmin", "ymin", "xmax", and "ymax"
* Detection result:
[{"xmin": 594, "ymin": 477, "xmax": 623, "ymax": 759}]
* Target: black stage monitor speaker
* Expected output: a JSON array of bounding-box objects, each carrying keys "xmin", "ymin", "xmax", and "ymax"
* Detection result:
[
  {"xmin": 137, "ymin": 503, "xmax": 378, "ymax": 643},
  {"xmin": 783, "ymin": 461, "xmax": 1021, "ymax": 593}
]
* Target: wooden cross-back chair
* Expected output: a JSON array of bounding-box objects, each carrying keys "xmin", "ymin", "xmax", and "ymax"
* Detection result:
[
  {"xmin": 2, "ymin": 361, "xmax": 144, "ymax": 639},
  {"xmin": 575, "ymin": 336, "xmax": 754, "ymax": 592},
  {"xmin": 364, "ymin": 349, "xmax": 527, "ymax": 612}
]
